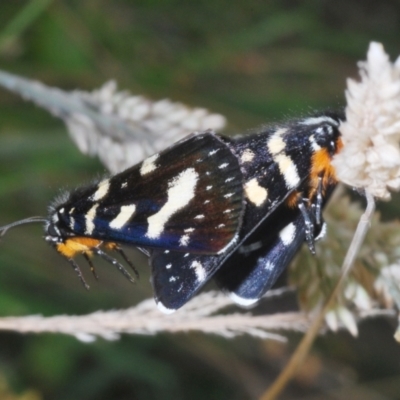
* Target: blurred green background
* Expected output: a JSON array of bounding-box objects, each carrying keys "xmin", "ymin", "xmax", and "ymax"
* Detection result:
[{"xmin": 0, "ymin": 1, "xmax": 400, "ymax": 399}]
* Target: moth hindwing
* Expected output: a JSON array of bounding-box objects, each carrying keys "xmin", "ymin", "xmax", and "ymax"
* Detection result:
[
  {"xmin": 45, "ymin": 131, "xmax": 245, "ymax": 285},
  {"xmin": 150, "ymin": 112, "xmax": 344, "ymax": 312},
  {"xmin": 214, "ymin": 182, "xmax": 335, "ymax": 306}
]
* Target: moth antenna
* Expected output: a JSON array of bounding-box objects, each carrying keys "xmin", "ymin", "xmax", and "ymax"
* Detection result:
[{"xmin": 0, "ymin": 216, "xmax": 47, "ymax": 237}]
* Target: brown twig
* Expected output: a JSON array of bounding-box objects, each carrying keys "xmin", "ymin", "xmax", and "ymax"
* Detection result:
[{"xmin": 260, "ymin": 192, "xmax": 376, "ymax": 400}]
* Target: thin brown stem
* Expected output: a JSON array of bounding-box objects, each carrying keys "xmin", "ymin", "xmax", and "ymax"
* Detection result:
[{"xmin": 260, "ymin": 192, "xmax": 376, "ymax": 400}]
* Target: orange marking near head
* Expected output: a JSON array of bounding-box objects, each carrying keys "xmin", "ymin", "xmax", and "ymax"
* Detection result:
[
  {"xmin": 56, "ymin": 237, "xmax": 103, "ymax": 259},
  {"xmin": 309, "ymin": 137, "xmax": 343, "ymax": 200},
  {"xmin": 104, "ymin": 242, "xmax": 118, "ymax": 250},
  {"xmin": 286, "ymin": 191, "xmax": 301, "ymax": 209}
]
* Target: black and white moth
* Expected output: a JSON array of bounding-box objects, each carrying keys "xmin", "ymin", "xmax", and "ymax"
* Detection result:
[
  {"xmin": 150, "ymin": 112, "xmax": 343, "ymax": 312},
  {"xmin": 0, "ymin": 111, "xmax": 344, "ymax": 313},
  {"xmin": 0, "ymin": 131, "xmax": 245, "ymax": 288}
]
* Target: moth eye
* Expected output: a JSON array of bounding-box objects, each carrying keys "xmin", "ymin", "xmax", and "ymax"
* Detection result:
[{"xmin": 47, "ymin": 223, "xmax": 60, "ymax": 238}]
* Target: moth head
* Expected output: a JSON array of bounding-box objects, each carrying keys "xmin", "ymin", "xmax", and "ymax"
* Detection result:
[
  {"xmin": 0, "ymin": 212, "xmax": 137, "ymax": 289},
  {"xmin": 310, "ymin": 113, "xmax": 344, "ymax": 156},
  {"xmin": 44, "ymin": 206, "xmax": 67, "ymax": 245}
]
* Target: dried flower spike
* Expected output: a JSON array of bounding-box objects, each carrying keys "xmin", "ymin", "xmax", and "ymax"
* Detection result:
[{"xmin": 333, "ymin": 42, "xmax": 400, "ymax": 199}]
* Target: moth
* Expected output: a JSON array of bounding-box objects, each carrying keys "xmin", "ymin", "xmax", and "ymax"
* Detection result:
[
  {"xmin": 150, "ymin": 112, "xmax": 343, "ymax": 312},
  {"xmin": 0, "ymin": 111, "xmax": 344, "ymax": 313},
  {"xmin": 0, "ymin": 132, "xmax": 245, "ymax": 288}
]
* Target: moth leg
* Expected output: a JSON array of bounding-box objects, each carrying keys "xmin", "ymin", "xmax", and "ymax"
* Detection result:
[
  {"xmin": 137, "ymin": 247, "xmax": 150, "ymax": 257},
  {"xmin": 67, "ymin": 257, "xmax": 90, "ymax": 290},
  {"xmin": 298, "ymin": 200, "xmax": 315, "ymax": 255},
  {"xmin": 93, "ymin": 248, "xmax": 135, "ymax": 283},
  {"xmin": 83, "ymin": 252, "xmax": 99, "ymax": 280},
  {"xmin": 315, "ymin": 176, "xmax": 323, "ymax": 226},
  {"xmin": 114, "ymin": 247, "xmax": 140, "ymax": 279}
]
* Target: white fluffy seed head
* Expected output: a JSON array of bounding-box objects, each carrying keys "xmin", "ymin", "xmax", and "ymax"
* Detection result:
[{"xmin": 333, "ymin": 42, "xmax": 400, "ymax": 199}]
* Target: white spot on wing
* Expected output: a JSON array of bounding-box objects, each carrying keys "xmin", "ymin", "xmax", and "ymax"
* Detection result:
[
  {"xmin": 146, "ymin": 168, "xmax": 199, "ymax": 239},
  {"xmin": 264, "ymin": 261, "xmax": 274, "ymax": 271},
  {"xmin": 279, "ymin": 222, "xmax": 296, "ymax": 246},
  {"xmin": 241, "ymin": 149, "xmax": 255, "ymax": 163},
  {"xmin": 300, "ymin": 116, "xmax": 338, "ymax": 126},
  {"xmin": 121, "ymin": 181, "xmax": 128, "ymax": 189},
  {"xmin": 85, "ymin": 204, "xmax": 99, "ymax": 235},
  {"xmin": 184, "ymin": 227, "xmax": 195, "ymax": 233},
  {"xmin": 166, "ymin": 263, "xmax": 172, "ymax": 269},
  {"xmin": 109, "ymin": 205, "xmax": 137, "ymax": 229},
  {"xmin": 190, "ymin": 260, "xmax": 206, "ymax": 282},
  {"xmin": 157, "ymin": 302, "xmax": 176, "ymax": 314},
  {"xmin": 194, "ymin": 214, "xmax": 204, "ymax": 219},
  {"xmin": 219, "ymin": 163, "xmax": 229, "ymax": 169},
  {"xmin": 244, "ymin": 178, "xmax": 268, "ymax": 206},
  {"xmin": 229, "ymin": 292, "xmax": 258, "ymax": 307},
  {"xmin": 209, "ymin": 149, "xmax": 220, "ymax": 156},
  {"xmin": 69, "ymin": 216, "xmax": 75, "ymax": 231},
  {"xmin": 267, "ymin": 127, "xmax": 300, "ymax": 189},
  {"xmin": 267, "ymin": 128, "xmax": 287, "ymax": 155},
  {"xmin": 140, "ymin": 153, "xmax": 159, "ymax": 176},
  {"xmin": 275, "ymin": 154, "xmax": 300, "ymax": 189},
  {"xmin": 179, "ymin": 234, "xmax": 190, "ymax": 246},
  {"xmin": 91, "ymin": 179, "xmax": 110, "ymax": 201}
]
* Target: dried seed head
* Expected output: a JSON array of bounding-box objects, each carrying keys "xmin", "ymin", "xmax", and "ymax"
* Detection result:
[{"xmin": 333, "ymin": 42, "xmax": 400, "ymax": 199}]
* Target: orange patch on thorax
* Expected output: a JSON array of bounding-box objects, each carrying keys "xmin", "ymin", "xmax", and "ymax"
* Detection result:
[
  {"xmin": 57, "ymin": 237, "xmax": 103, "ymax": 259},
  {"xmin": 308, "ymin": 137, "xmax": 343, "ymax": 200},
  {"xmin": 286, "ymin": 191, "xmax": 301, "ymax": 209},
  {"xmin": 285, "ymin": 137, "xmax": 343, "ymax": 208}
]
